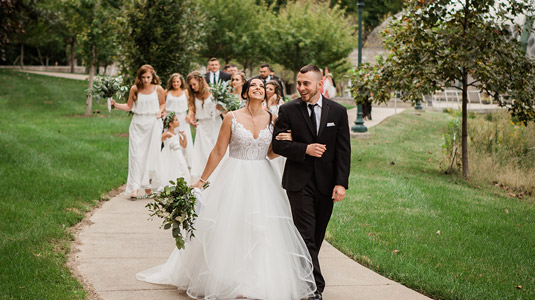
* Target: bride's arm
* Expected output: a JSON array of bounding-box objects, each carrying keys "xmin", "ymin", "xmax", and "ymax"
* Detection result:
[
  {"xmin": 268, "ymin": 115, "xmax": 292, "ymax": 159},
  {"xmin": 191, "ymin": 114, "xmax": 232, "ymax": 189}
]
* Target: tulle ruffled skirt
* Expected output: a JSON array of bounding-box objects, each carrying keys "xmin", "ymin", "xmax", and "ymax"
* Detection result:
[{"xmin": 137, "ymin": 157, "xmax": 315, "ymax": 300}]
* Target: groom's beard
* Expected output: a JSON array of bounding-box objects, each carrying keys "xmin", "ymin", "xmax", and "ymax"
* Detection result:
[{"xmin": 300, "ymin": 87, "xmax": 319, "ymax": 103}]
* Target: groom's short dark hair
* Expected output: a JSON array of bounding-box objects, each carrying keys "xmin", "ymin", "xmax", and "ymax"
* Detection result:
[{"xmin": 299, "ymin": 65, "xmax": 322, "ymax": 81}]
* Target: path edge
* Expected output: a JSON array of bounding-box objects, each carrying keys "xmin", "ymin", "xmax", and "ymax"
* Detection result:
[{"xmin": 66, "ymin": 185, "xmax": 126, "ymax": 300}]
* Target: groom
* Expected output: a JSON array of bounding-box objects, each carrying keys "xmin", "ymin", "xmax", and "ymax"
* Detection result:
[{"xmin": 272, "ymin": 65, "xmax": 350, "ymax": 300}]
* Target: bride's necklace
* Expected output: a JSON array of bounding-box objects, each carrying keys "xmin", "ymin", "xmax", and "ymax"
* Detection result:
[
  {"xmin": 246, "ymin": 105, "xmax": 257, "ymax": 129},
  {"xmin": 246, "ymin": 104, "xmax": 264, "ymax": 130}
]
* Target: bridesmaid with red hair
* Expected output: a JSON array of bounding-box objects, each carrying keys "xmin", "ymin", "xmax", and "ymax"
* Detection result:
[{"xmin": 111, "ymin": 65, "xmax": 165, "ymax": 198}]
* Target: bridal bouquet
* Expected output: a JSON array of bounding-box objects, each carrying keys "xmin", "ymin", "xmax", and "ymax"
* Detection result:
[
  {"xmin": 89, "ymin": 76, "xmax": 128, "ymax": 112},
  {"xmin": 210, "ymin": 81, "xmax": 243, "ymax": 111},
  {"xmin": 146, "ymin": 178, "xmax": 207, "ymax": 249}
]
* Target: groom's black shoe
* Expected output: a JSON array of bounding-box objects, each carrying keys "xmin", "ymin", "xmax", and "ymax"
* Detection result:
[{"xmin": 308, "ymin": 291, "xmax": 322, "ymax": 300}]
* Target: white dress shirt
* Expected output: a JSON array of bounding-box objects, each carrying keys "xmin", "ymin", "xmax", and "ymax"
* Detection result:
[{"xmin": 210, "ymin": 71, "xmax": 220, "ymax": 84}]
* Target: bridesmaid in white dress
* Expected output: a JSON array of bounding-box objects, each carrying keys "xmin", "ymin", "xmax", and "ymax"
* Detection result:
[
  {"xmin": 137, "ymin": 78, "xmax": 314, "ymax": 300},
  {"xmin": 266, "ymin": 79, "xmax": 286, "ymax": 180},
  {"xmin": 160, "ymin": 112, "xmax": 190, "ymax": 186},
  {"xmin": 164, "ymin": 73, "xmax": 193, "ymax": 167},
  {"xmin": 231, "ymin": 71, "xmax": 246, "ymax": 106},
  {"xmin": 186, "ymin": 71, "xmax": 225, "ymax": 182},
  {"xmin": 111, "ymin": 65, "xmax": 165, "ymax": 199}
]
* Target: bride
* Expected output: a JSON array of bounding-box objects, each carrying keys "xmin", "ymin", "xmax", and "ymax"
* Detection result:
[{"xmin": 137, "ymin": 78, "xmax": 316, "ymax": 300}]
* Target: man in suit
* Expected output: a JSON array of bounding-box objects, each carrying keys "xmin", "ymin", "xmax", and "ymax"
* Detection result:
[
  {"xmin": 254, "ymin": 63, "xmax": 285, "ymax": 99},
  {"xmin": 272, "ymin": 64, "xmax": 351, "ymax": 300},
  {"xmin": 204, "ymin": 57, "xmax": 232, "ymax": 85}
]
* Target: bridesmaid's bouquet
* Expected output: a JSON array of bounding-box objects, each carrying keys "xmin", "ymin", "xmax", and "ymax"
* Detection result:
[
  {"xmin": 89, "ymin": 76, "xmax": 129, "ymax": 112},
  {"xmin": 210, "ymin": 81, "xmax": 243, "ymax": 111},
  {"xmin": 146, "ymin": 178, "xmax": 207, "ymax": 249}
]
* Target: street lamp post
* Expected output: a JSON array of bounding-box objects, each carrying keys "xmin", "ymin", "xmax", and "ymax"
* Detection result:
[
  {"xmin": 351, "ymin": 1, "xmax": 368, "ymax": 133},
  {"xmin": 520, "ymin": 16, "xmax": 533, "ymax": 53}
]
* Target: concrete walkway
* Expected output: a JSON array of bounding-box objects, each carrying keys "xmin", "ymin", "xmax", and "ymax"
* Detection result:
[
  {"xmin": 72, "ymin": 191, "xmax": 430, "ymax": 300},
  {"xmin": 70, "ymin": 105, "xmax": 431, "ymax": 300},
  {"xmin": 17, "ymin": 69, "xmax": 89, "ymax": 80}
]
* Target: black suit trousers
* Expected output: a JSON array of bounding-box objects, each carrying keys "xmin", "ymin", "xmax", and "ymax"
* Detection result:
[{"xmin": 286, "ymin": 171, "xmax": 333, "ymax": 294}]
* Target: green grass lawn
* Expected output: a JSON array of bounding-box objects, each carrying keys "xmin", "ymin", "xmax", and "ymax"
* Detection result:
[
  {"xmin": 341, "ymin": 103, "xmax": 356, "ymax": 110},
  {"xmin": 0, "ymin": 69, "xmax": 131, "ymax": 299},
  {"xmin": 328, "ymin": 111, "xmax": 535, "ymax": 299}
]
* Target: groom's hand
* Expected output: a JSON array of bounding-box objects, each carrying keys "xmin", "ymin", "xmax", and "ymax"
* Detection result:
[
  {"xmin": 306, "ymin": 143, "xmax": 326, "ymax": 157},
  {"xmin": 332, "ymin": 185, "xmax": 346, "ymax": 202}
]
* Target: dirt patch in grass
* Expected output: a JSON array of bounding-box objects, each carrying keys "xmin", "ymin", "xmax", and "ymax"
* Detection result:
[{"xmin": 67, "ymin": 112, "xmax": 107, "ymax": 118}]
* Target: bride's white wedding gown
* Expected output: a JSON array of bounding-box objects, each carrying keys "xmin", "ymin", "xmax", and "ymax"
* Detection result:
[{"xmin": 137, "ymin": 116, "xmax": 316, "ymax": 300}]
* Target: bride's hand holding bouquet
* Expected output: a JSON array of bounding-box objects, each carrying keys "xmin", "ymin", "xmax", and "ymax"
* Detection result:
[{"xmin": 146, "ymin": 177, "xmax": 207, "ymax": 250}]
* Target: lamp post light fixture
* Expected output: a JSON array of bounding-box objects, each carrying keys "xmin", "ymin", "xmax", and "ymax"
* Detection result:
[{"xmin": 351, "ymin": 1, "xmax": 368, "ymax": 133}]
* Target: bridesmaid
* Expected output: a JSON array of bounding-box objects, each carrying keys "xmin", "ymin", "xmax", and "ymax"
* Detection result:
[
  {"xmin": 231, "ymin": 71, "xmax": 246, "ymax": 105},
  {"xmin": 111, "ymin": 64, "xmax": 165, "ymax": 199},
  {"xmin": 265, "ymin": 80, "xmax": 286, "ymax": 180},
  {"xmin": 266, "ymin": 79, "xmax": 284, "ymax": 116},
  {"xmin": 186, "ymin": 71, "xmax": 225, "ymax": 182},
  {"xmin": 165, "ymin": 73, "xmax": 193, "ymax": 168}
]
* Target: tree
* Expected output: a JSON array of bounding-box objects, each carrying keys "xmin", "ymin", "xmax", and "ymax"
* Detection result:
[
  {"xmin": 200, "ymin": 0, "xmax": 267, "ymax": 72},
  {"xmin": 352, "ymin": 0, "xmax": 535, "ymax": 177},
  {"xmin": 265, "ymin": 0, "xmax": 356, "ymax": 92},
  {"xmin": 119, "ymin": 0, "xmax": 206, "ymax": 86},
  {"xmin": 75, "ymin": 0, "xmax": 122, "ymax": 115},
  {"xmin": 23, "ymin": 0, "xmax": 67, "ymax": 68},
  {"xmin": 58, "ymin": 0, "xmax": 83, "ymax": 73},
  {"xmin": 333, "ymin": 0, "xmax": 403, "ymax": 32},
  {"xmin": 0, "ymin": 0, "xmax": 27, "ymax": 62}
]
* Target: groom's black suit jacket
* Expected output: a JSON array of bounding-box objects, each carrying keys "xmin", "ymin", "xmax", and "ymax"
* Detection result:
[{"xmin": 272, "ymin": 97, "xmax": 350, "ymax": 195}]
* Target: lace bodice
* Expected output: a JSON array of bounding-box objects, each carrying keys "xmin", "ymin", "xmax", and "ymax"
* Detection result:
[{"xmin": 229, "ymin": 118, "xmax": 272, "ymax": 160}]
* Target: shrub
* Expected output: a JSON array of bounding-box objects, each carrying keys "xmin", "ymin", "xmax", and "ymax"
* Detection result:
[{"xmin": 442, "ymin": 110, "xmax": 535, "ymax": 194}]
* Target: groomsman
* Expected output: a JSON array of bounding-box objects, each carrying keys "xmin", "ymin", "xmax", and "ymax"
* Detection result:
[
  {"xmin": 204, "ymin": 57, "xmax": 232, "ymax": 85},
  {"xmin": 254, "ymin": 63, "xmax": 285, "ymax": 99},
  {"xmin": 272, "ymin": 65, "xmax": 351, "ymax": 300}
]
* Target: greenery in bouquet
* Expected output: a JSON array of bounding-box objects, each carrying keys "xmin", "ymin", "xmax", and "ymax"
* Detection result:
[
  {"xmin": 89, "ymin": 75, "xmax": 129, "ymax": 102},
  {"xmin": 146, "ymin": 177, "xmax": 206, "ymax": 249},
  {"xmin": 210, "ymin": 81, "xmax": 243, "ymax": 111}
]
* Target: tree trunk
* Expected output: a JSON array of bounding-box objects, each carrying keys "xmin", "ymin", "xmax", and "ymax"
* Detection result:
[
  {"xmin": 85, "ymin": 45, "xmax": 96, "ymax": 116},
  {"xmin": 20, "ymin": 43, "xmax": 24, "ymax": 69},
  {"xmin": 45, "ymin": 56, "xmax": 49, "ymax": 70},
  {"xmin": 70, "ymin": 39, "xmax": 75, "ymax": 73},
  {"xmin": 37, "ymin": 48, "xmax": 44, "ymax": 66},
  {"xmin": 461, "ymin": 69, "xmax": 469, "ymax": 177}
]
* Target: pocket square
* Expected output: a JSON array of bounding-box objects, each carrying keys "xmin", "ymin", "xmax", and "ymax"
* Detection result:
[{"xmin": 327, "ymin": 122, "xmax": 336, "ymax": 127}]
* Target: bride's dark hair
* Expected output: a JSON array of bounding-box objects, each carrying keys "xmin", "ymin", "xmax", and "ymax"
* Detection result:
[
  {"xmin": 241, "ymin": 78, "xmax": 267, "ymax": 102},
  {"xmin": 241, "ymin": 78, "xmax": 273, "ymax": 132}
]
